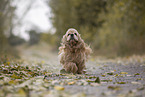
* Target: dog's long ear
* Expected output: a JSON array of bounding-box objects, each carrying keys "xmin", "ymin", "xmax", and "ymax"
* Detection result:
[
  {"xmin": 77, "ymin": 33, "xmax": 84, "ymax": 43},
  {"xmin": 62, "ymin": 34, "xmax": 67, "ymax": 44}
]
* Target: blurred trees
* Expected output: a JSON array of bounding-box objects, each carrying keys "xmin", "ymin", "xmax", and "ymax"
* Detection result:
[
  {"xmin": 0, "ymin": 0, "xmax": 144, "ymax": 57},
  {"xmin": 40, "ymin": 32, "xmax": 57, "ymax": 48},
  {"xmin": 0, "ymin": 0, "xmax": 26, "ymax": 56},
  {"xmin": 97, "ymin": 0, "xmax": 145, "ymax": 56},
  {"xmin": 28, "ymin": 30, "xmax": 40, "ymax": 45},
  {"xmin": 48, "ymin": 0, "xmax": 106, "ymax": 45},
  {"xmin": 48, "ymin": 0, "xmax": 145, "ymax": 56},
  {"xmin": 8, "ymin": 34, "xmax": 25, "ymax": 46},
  {"xmin": 0, "ymin": 0, "xmax": 15, "ymax": 54}
]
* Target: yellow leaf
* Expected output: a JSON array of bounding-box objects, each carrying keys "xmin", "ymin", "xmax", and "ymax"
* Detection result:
[
  {"xmin": 9, "ymin": 80, "xmax": 17, "ymax": 85},
  {"xmin": 41, "ymin": 61, "xmax": 45, "ymax": 64},
  {"xmin": 120, "ymin": 72, "xmax": 128, "ymax": 74},
  {"xmin": 90, "ymin": 58, "xmax": 95, "ymax": 61},
  {"xmin": 11, "ymin": 74, "xmax": 21, "ymax": 79},
  {"xmin": 68, "ymin": 81, "xmax": 75, "ymax": 85},
  {"xmin": 108, "ymin": 86, "xmax": 120, "ymax": 90},
  {"xmin": 54, "ymin": 86, "xmax": 64, "ymax": 91},
  {"xmin": 18, "ymin": 88, "xmax": 25, "ymax": 95},
  {"xmin": 7, "ymin": 62, "xmax": 10, "ymax": 65}
]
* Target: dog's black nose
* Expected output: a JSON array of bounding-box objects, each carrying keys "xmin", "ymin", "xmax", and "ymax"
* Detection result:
[{"xmin": 71, "ymin": 34, "xmax": 74, "ymax": 37}]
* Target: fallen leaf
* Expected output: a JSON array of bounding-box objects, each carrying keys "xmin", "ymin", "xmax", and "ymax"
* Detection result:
[
  {"xmin": 0, "ymin": 76, "xmax": 4, "ymax": 80},
  {"xmin": 89, "ymin": 76, "xmax": 96, "ymax": 79},
  {"xmin": 136, "ymin": 78, "xmax": 142, "ymax": 80},
  {"xmin": 9, "ymin": 80, "xmax": 17, "ymax": 85},
  {"xmin": 101, "ymin": 74, "xmax": 106, "ymax": 77},
  {"xmin": 86, "ymin": 80, "xmax": 94, "ymax": 83},
  {"xmin": 11, "ymin": 74, "xmax": 22, "ymax": 79},
  {"xmin": 41, "ymin": 61, "xmax": 45, "ymax": 64},
  {"xmin": 54, "ymin": 86, "xmax": 64, "ymax": 91},
  {"xmin": 134, "ymin": 73, "xmax": 140, "ymax": 75},
  {"xmin": 107, "ymin": 72, "xmax": 114, "ymax": 75},
  {"xmin": 18, "ymin": 88, "xmax": 25, "ymax": 95},
  {"xmin": 137, "ymin": 87, "xmax": 144, "ymax": 91},
  {"xmin": 120, "ymin": 72, "xmax": 128, "ymax": 74},
  {"xmin": 101, "ymin": 79, "xmax": 112, "ymax": 82},
  {"xmin": 95, "ymin": 77, "xmax": 100, "ymax": 83},
  {"xmin": 68, "ymin": 81, "xmax": 75, "ymax": 85},
  {"xmin": 7, "ymin": 62, "xmax": 10, "ymax": 65},
  {"xmin": 117, "ymin": 82, "xmax": 126, "ymax": 84},
  {"xmin": 108, "ymin": 86, "xmax": 121, "ymax": 90}
]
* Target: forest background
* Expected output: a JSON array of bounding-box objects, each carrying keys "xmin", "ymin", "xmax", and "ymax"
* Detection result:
[{"xmin": 0, "ymin": 0, "xmax": 145, "ymax": 57}]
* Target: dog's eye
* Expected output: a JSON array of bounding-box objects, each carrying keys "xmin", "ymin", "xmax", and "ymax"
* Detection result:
[
  {"xmin": 67, "ymin": 34, "xmax": 70, "ymax": 36},
  {"xmin": 74, "ymin": 33, "xmax": 77, "ymax": 35}
]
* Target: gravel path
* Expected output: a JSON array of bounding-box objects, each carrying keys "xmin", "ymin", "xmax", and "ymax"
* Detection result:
[{"xmin": 17, "ymin": 44, "xmax": 145, "ymax": 97}]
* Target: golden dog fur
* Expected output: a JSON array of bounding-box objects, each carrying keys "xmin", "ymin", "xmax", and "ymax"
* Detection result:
[{"xmin": 59, "ymin": 28, "xmax": 92, "ymax": 74}]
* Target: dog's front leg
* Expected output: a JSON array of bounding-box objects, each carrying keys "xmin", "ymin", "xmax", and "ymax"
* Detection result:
[
  {"xmin": 63, "ymin": 62, "xmax": 78, "ymax": 74},
  {"xmin": 77, "ymin": 60, "xmax": 85, "ymax": 74}
]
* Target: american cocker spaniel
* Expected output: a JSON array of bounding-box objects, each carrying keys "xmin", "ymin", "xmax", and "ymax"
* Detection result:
[{"xmin": 59, "ymin": 28, "xmax": 92, "ymax": 74}]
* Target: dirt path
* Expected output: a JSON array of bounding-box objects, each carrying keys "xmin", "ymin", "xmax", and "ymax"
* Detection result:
[
  {"xmin": 17, "ymin": 43, "xmax": 61, "ymax": 73},
  {"xmin": 16, "ymin": 43, "xmax": 145, "ymax": 97}
]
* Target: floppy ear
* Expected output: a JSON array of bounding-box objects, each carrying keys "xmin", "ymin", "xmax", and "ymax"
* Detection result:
[
  {"xmin": 62, "ymin": 34, "xmax": 67, "ymax": 44},
  {"xmin": 78, "ymin": 34, "xmax": 83, "ymax": 42}
]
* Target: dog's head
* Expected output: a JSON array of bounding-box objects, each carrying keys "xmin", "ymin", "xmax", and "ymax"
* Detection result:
[
  {"xmin": 62, "ymin": 28, "xmax": 82, "ymax": 46},
  {"xmin": 66, "ymin": 28, "xmax": 79, "ymax": 42}
]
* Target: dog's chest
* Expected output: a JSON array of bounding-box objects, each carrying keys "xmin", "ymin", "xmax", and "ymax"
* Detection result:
[{"xmin": 65, "ymin": 51, "xmax": 85, "ymax": 63}]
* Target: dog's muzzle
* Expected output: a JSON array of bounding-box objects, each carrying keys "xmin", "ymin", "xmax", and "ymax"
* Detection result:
[
  {"xmin": 67, "ymin": 33, "xmax": 78, "ymax": 42},
  {"xmin": 70, "ymin": 34, "xmax": 74, "ymax": 40}
]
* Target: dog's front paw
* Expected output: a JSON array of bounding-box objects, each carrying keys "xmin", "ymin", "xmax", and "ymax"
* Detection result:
[
  {"xmin": 60, "ymin": 68, "xmax": 70, "ymax": 74},
  {"xmin": 77, "ymin": 70, "xmax": 86, "ymax": 74}
]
